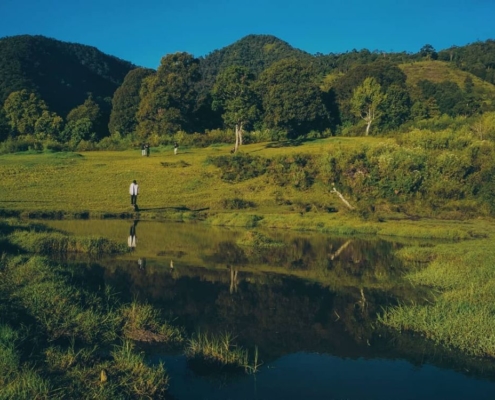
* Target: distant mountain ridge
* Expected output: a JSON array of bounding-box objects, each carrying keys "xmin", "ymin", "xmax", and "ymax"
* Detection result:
[{"xmin": 0, "ymin": 35, "xmax": 136, "ymax": 117}]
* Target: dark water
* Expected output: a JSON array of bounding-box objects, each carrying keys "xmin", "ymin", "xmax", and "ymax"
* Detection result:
[{"xmin": 44, "ymin": 220, "xmax": 495, "ymax": 400}]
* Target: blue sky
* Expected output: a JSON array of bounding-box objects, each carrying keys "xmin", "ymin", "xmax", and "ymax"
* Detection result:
[{"xmin": 1, "ymin": 0, "xmax": 494, "ymax": 69}]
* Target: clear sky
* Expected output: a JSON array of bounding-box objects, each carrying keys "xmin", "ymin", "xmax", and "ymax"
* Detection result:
[{"xmin": 1, "ymin": 0, "xmax": 494, "ymax": 69}]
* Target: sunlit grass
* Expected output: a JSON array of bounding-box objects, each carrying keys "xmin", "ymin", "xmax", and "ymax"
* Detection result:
[{"xmin": 380, "ymin": 238, "xmax": 495, "ymax": 358}]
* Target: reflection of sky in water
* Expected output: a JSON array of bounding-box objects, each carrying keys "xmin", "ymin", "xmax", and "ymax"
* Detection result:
[{"xmin": 156, "ymin": 353, "xmax": 495, "ymax": 400}]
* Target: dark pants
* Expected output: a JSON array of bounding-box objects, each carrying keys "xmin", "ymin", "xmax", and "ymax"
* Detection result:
[{"xmin": 131, "ymin": 195, "xmax": 137, "ymax": 205}]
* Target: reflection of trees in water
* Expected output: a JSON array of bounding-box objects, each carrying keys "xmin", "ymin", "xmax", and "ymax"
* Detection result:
[{"xmin": 203, "ymin": 237, "xmax": 408, "ymax": 285}]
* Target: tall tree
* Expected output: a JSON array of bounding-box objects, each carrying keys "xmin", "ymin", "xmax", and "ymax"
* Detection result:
[
  {"xmin": 136, "ymin": 53, "xmax": 200, "ymax": 139},
  {"xmin": 63, "ymin": 96, "xmax": 104, "ymax": 142},
  {"xmin": 256, "ymin": 59, "xmax": 330, "ymax": 138},
  {"xmin": 108, "ymin": 68, "xmax": 155, "ymax": 136},
  {"xmin": 212, "ymin": 66, "xmax": 259, "ymax": 153},
  {"xmin": 3, "ymin": 90, "xmax": 48, "ymax": 136},
  {"xmin": 350, "ymin": 77, "xmax": 386, "ymax": 136}
]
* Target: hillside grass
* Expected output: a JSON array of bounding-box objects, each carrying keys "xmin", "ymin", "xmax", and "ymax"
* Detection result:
[
  {"xmin": 399, "ymin": 60, "xmax": 495, "ymax": 105},
  {"xmin": 0, "ymin": 138, "xmax": 369, "ymax": 221}
]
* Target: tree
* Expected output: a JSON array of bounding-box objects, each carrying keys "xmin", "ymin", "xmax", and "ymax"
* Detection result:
[
  {"xmin": 379, "ymin": 84, "xmax": 411, "ymax": 130},
  {"xmin": 350, "ymin": 77, "xmax": 386, "ymax": 136},
  {"xmin": 3, "ymin": 90, "xmax": 48, "ymax": 136},
  {"xmin": 212, "ymin": 66, "xmax": 259, "ymax": 153},
  {"xmin": 136, "ymin": 53, "xmax": 200, "ymax": 139},
  {"xmin": 419, "ymin": 44, "xmax": 438, "ymax": 60},
  {"xmin": 34, "ymin": 110, "xmax": 64, "ymax": 140},
  {"xmin": 256, "ymin": 59, "xmax": 330, "ymax": 138},
  {"xmin": 108, "ymin": 68, "xmax": 155, "ymax": 136},
  {"xmin": 63, "ymin": 96, "xmax": 104, "ymax": 142}
]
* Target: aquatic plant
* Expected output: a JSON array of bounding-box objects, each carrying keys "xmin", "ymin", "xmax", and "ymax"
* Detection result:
[{"xmin": 185, "ymin": 331, "xmax": 261, "ymax": 373}]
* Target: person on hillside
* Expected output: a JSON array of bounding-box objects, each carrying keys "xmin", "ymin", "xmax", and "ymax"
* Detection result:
[
  {"xmin": 174, "ymin": 142, "xmax": 179, "ymax": 155},
  {"xmin": 129, "ymin": 180, "xmax": 139, "ymax": 210},
  {"xmin": 141, "ymin": 143, "xmax": 146, "ymax": 156},
  {"xmin": 146, "ymin": 143, "xmax": 150, "ymax": 157}
]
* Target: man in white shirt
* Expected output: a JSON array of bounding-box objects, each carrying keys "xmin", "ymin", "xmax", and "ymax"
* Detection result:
[{"xmin": 129, "ymin": 180, "xmax": 139, "ymax": 210}]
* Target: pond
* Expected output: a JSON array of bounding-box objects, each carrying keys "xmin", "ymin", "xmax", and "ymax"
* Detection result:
[{"xmin": 43, "ymin": 219, "xmax": 495, "ymax": 400}]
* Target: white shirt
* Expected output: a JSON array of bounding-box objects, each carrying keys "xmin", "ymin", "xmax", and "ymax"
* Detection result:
[{"xmin": 129, "ymin": 183, "xmax": 139, "ymax": 195}]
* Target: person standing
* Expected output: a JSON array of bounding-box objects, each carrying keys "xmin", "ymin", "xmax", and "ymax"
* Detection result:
[
  {"xmin": 174, "ymin": 142, "xmax": 179, "ymax": 155},
  {"xmin": 146, "ymin": 143, "xmax": 150, "ymax": 157},
  {"xmin": 129, "ymin": 180, "xmax": 139, "ymax": 210},
  {"xmin": 141, "ymin": 143, "xmax": 146, "ymax": 156}
]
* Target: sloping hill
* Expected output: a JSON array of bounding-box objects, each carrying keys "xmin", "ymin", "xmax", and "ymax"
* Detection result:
[
  {"xmin": 0, "ymin": 35, "xmax": 136, "ymax": 117},
  {"xmin": 399, "ymin": 60, "xmax": 495, "ymax": 105}
]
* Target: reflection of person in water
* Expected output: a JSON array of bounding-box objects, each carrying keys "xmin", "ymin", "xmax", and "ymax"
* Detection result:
[
  {"xmin": 128, "ymin": 220, "xmax": 138, "ymax": 251},
  {"xmin": 138, "ymin": 257, "xmax": 146, "ymax": 270}
]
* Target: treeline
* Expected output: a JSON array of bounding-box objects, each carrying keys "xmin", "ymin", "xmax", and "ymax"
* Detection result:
[{"xmin": 0, "ymin": 35, "xmax": 495, "ymax": 150}]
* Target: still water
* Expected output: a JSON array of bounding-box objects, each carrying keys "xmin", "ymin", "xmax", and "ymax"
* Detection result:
[{"xmin": 44, "ymin": 219, "xmax": 495, "ymax": 400}]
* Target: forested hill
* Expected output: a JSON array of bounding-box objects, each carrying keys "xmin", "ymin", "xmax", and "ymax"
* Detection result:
[
  {"xmin": 0, "ymin": 35, "xmax": 135, "ymax": 117},
  {"xmin": 199, "ymin": 34, "xmax": 314, "ymax": 90}
]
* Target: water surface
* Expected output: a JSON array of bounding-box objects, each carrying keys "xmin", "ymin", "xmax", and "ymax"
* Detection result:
[{"xmin": 44, "ymin": 219, "xmax": 495, "ymax": 399}]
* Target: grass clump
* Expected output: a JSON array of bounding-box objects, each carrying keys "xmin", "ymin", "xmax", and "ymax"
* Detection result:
[
  {"xmin": 185, "ymin": 331, "xmax": 261, "ymax": 374},
  {"xmin": 120, "ymin": 301, "xmax": 184, "ymax": 344}
]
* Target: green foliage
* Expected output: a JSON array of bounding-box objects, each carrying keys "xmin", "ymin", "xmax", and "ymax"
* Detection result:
[
  {"xmin": 256, "ymin": 59, "xmax": 330, "ymax": 137},
  {"xmin": 64, "ymin": 96, "xmax": 106, "ymax": 142},
  {"xmin": 207, "ymin": 153, "xmax": 269, "ymax": 182},
  {"xmin": 0, "ymin": 35, "xmax": 134, "ymax": 132},
  {"xmin": 212, "ymin": 65, "xmax": 259, "ymax": 136},
  {"xmin": 199, "ymin": 34, "xmax": 314, "ymax": 94},
  {"xmin": 136, "ymin": 52, "xmax": 200, "ymax": 138},
  {"xmin": 108, "ymin": 67, "xmax": 155, "ymax": 136},
  {"xmin": 350, "ymin": 77, "xmax": 386, "ymax": 135},
  {"xmin": 3, "ymin": 90, "xmax": 48, "ymax": 136},
  {"xmin": 222, "ymin": 197, "xmax": 256, "ymax": 210}
]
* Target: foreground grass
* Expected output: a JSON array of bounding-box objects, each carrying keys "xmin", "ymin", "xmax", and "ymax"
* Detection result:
[
  {"xmin": 380, "ymin": 239, "xmax": 495, "ymax": 358},
  {"xmin": 0, "ymin": 221, "xmax": 185, "ymax": 399}
]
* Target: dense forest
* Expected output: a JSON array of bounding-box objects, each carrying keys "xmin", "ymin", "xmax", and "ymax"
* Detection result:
[{"xmin": 0, "ymin": 34, "xmax": 495, "ymax": 150}]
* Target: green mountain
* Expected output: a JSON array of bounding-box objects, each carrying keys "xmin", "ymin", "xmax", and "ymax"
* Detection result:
[
  {"xmin": 199, "ymin": 34, "xmax": 314, "ymax": 91},
  {"xmin": 0, "ymin": 35, "xmax": 136, "ymax": 117}
]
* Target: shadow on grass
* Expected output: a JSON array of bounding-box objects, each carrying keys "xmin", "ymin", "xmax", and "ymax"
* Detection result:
[
  {"xmin": 264, "ymin": 137, "xmax": 320, "ymax": 149},
  {"xmin": 138, "ymin": 206, "xmax": 210, "ymax": 212}
]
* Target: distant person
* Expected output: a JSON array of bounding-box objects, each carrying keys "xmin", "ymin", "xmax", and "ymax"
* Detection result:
[
  {"xmin": 141, "ymin": 143, "xmax": 146, "ymax": 156},
  {"xmin": 129, "ymin": 180, "xmax": 139, "ymax": 210},
  {"xmin": 174, "ymin": 142, "xmax": 179, "ymax": 155},
  {"xmin": 146, "ymin": 143, "xmax": 150, "ymax": 157}
]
